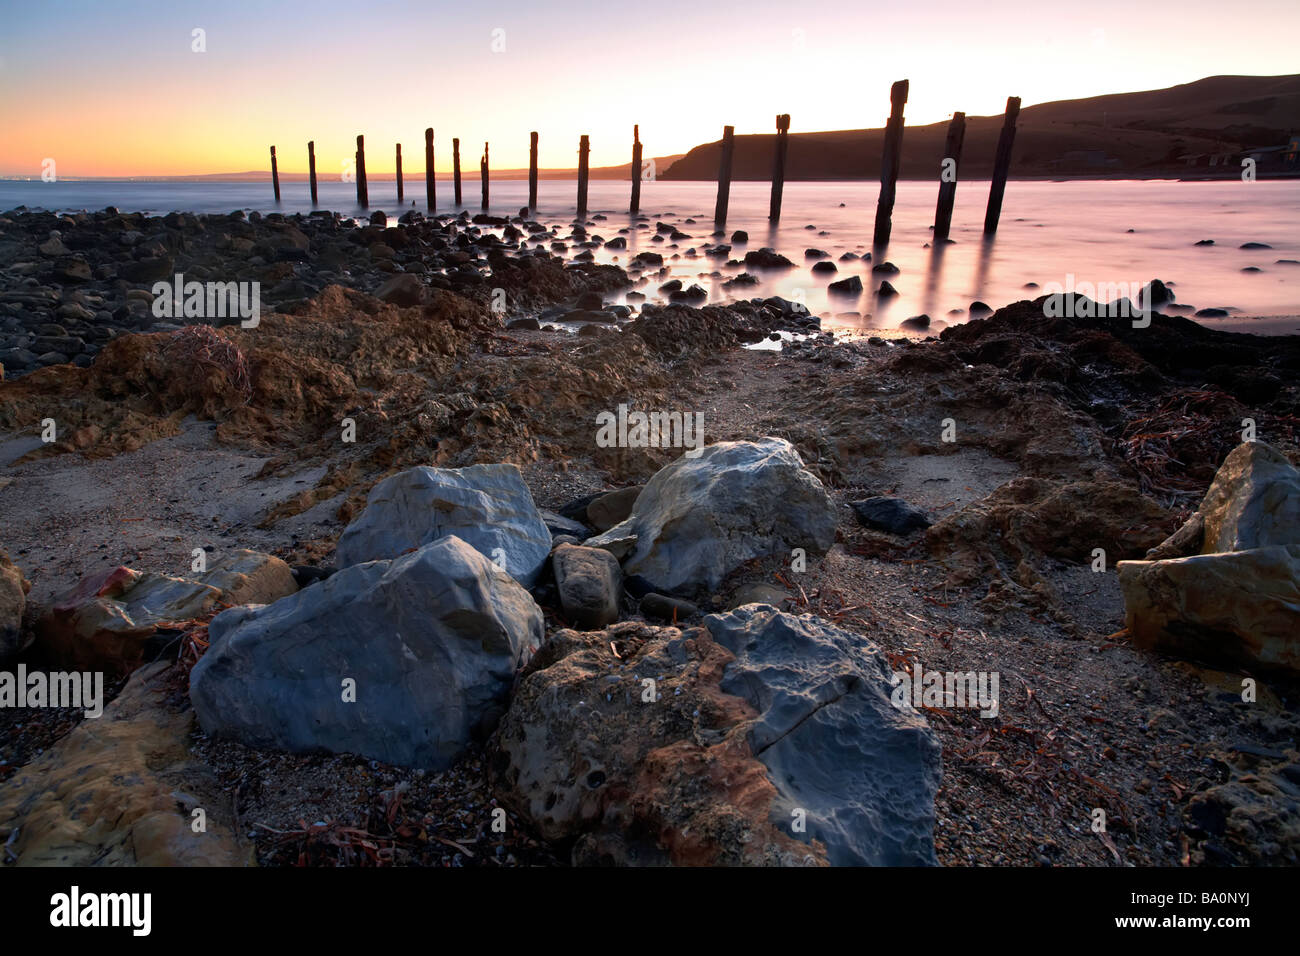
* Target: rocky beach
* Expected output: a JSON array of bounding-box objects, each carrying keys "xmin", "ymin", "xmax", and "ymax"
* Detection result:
[{"xmin": 1, "ymin": 203, "xmax": 1298, "ymax": 869}]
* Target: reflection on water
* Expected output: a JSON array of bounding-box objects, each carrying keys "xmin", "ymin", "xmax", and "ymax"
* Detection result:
[{"xmin": 3, "ymin": 178, "xmax": 1298, "ymax": 334}]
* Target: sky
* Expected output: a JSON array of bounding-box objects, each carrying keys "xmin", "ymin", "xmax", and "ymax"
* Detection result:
[{"xmin": 2, "ymin": 0, "xmax": 1298, "ymax": 177}]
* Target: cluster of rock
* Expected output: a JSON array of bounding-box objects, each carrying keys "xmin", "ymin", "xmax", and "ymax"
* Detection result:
[
  {"xmin": 184, "ymin": 439, "xmax": 940, "ymax": 863},
  {"xmin": 0, "ymin": 206, "xmax": 822, "ymax": 381}
]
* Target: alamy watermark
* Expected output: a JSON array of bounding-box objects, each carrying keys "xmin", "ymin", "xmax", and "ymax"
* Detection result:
[
  {"xmin": 151, "ymin": 273, "xmax": 260, "ymax": 328},
  {"xmin": 595, "ymin": 403, "xmax": 704, "ymax": 458},
  {"xmin": 1041, "ymin": 274, "xmax": 1153, "ymax": 329},
  {"xmin": 0, "ymin": 665, "xmax": 103, "ymax": 718},
  {"xmin": 891, "ymin": 663, "xmax": 999, "ymax": 718}
]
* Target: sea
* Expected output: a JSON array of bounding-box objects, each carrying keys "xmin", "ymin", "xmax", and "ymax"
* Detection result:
[{"xmin": 2, "ymin": 178, "xmax": 1298, "ymax": 335}]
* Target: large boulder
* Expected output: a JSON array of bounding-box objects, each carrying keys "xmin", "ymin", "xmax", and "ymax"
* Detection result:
[
  {"xmin": 585, "ymin": 439, "xmax": 837, "ymax": 596},
  {"xmin": 1119, "ymin": 546, "xmax": 1300, "ymax": 673},
  {"xmin": 1119, "ymin": 442, "xmax": 1300, "ymax": 674},
  {"xmin": 489, "ymin": 607, "xmax": 941, "ymax": 866},
  {"xmin": 335, "ymin": 464, "xmax": 551, "ymax": 588},
  {"xmin": 191, "ymin": 536, "xmax": 544, "ymax": 770},
  {"xmin": 36, "ymin": 551, "xmax": 298, "ymax": 674},
  {"xmin": 1, "ymin": 548, "xmax": 31, "ymax": 662},
  {"xmin": 1195, "ymin": 442, "xmax": 1300, "ymax": 552}
]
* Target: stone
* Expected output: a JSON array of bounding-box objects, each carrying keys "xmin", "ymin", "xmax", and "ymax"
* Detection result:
[
  {"xmin": 851, "ymin": 496, "xmax": 932, "ymax": 535},
  {"xmin": 639, "ymin": 592, "xmax": 700, "ymax": 622},
  {"xmin": 0, "ymin": 661, "xmax": 249, "ymax": 866},
  {"xmin": 586, "ymin": 439, "xmax": 837, "ymax": 596},
  {"xmin": 1194, "ymin": 442, "xmax": 1300, "ymax": 552},
  {"xmin": 191, "ymin": 536, "xmax": 544, "ymax": 769},
  {"xmin": 730, "ymin": 583, "xmax": 791, "ymax": 609},
  {"xmin": 374, "ymin": 273, "xmax": 425, "ymax": 307},
  {"xmin": 36, "ymin": 551, "xmax": 297, "ymax": 674},
  {"xmin": 539, "ymin": 509, "xmax": 589, "ymax": 540},
  {"xmin": 828, "ymin": 275, "xmax": 863, "ymax": 295},
  {"xmin": 489, "ymin": 609, "xmax": 941, "ymax": 866},
  {"xmin": 334, "ymin": 463, "xmax": 551, "ymax": 587},
  {"xmin": 201, "ymin": 549, "xmax": 299, "ymax": 606},
  {"xmin": 1, "ymin": 548, "xmax": 31, "ymax": 662},
  {"xmin": 586, "ymin": 486, "xmax": 642, "ymax": 531},
  {"xmin": 743, "ymin": 248, "xmax": 794, "ymax": 269},
  {"xmin": 1119, "ymin": 546, "xmax": 1300, "ymax": 674},
  {"xmin": 552, "ymin": 543, "xmax": 622, "ymax": 629},
  {"xmin": 707, "ymin": 606, "xmax": 943, "ymax": 865},
  {"xmin": 119, "ymin": 256, "xmax": 174, "ymax": 283},
  {"xmin": 1118, "ymin": 442, "xmax": 1300, "ymax": 675}
]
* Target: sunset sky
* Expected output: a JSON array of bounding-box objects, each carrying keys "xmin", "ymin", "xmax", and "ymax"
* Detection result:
[{"xmin": 2, "ymin": 0, "xmax": 1298, "ymax": 177}]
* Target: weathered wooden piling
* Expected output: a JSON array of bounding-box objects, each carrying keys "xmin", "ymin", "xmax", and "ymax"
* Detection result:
[
  {"xmin": 395, "ymin": 143, "xmax": 404, "ymax": 203},
  {"xmin": 453, "ymin": 138, "xmax": 462, "ymax": 205},
  {"xmin": 308, "ymin": 141, "xmax": 318, "ymax": 205},
  {"xmin": 577, "ymin": 135, "xmax": 590, "ymax": 219},
  {"xmin": 933, "ymin": 111, "xmax": 966, "ymax": 241},
  {"xmin": 872, "ymin": 79, "xmax": 909, "ymax": 246},
  {"xmin": 769, "ymin": 114, "xmax": 791, "ymax": 222},
  {"xmin": 355, "ymin": 134, "xmax": 369, "ymax": 208},
  {"xmin": 528, "ymin": 132, "xmax": 539, "ymax": 210},
  {"xmin": 481, "ymin": 142, "xmax": 489, "ymax": 210},
  {"xmin": 983, "ymin": 96, "xmax": 1021, "ymax": 236},
  {"xmin": 713, "ymin": 125, "xmax": 735, "ymax": 229},
  {"xmin": 270, "ymin": 146, "xmax": 280, "ymax": 202},
  {"xmin": 424, "ymin": 128, "xmax": 435, "ymax": 211},
  {"xmin": 630, "ymin": 125, "xmax": 643, "ymax": 215}
]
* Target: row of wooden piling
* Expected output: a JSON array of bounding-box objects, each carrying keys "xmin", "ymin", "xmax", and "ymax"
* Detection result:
[{"xmin": 267, "ymin": 83, "xmax": 1021, "ymax": 237}]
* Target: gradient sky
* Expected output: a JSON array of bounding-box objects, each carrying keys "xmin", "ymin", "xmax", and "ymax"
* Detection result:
[{"xmin": 2, "ymin": 0, "xmax": 1298, "ymax": 177}]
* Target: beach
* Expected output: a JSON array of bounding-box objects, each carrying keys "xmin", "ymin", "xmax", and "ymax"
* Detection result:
[{"xmin": 1, "ymin": 198, "xmax": 1298, "ymax": 867}]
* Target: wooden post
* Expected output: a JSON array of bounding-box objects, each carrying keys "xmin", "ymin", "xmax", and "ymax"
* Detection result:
[
  {"xmin": 481, "ymin": 142, "xmax": 489, "ymax": 210},
  {"xmin": 396, "ymin": 143, "xmax": 404, "ymax": 203},
  {"xmin": 933, "ymin": 111, "xmax": 966, "ymax": 241},
  {"xmin": 630, "ymin": 125, "xmax": 643, "ymax": 215},
  {"xmin": 713, "ymin": 125, "xmax": 735, "ymax": 230},
  {"xmin": 424, "ymin": 128, "xmax": 435, "ymax": 211},
  {"xmin": 270, "ymin": 146, "xmax": 280, "ymax": 202},
  {"xmin": 453, "ymin": 138, "xmax": 462, "ymax": 205},
  {"xmin": 873, "ymin": 79, "xmax": 908, "ymax": 246},
  {"xmin": 983, "ymin": 96, "xmax": 1021, "ymax": 236},
  {"xmin": 769, "ymin": 114, "xmax": 790, "ymax": 222},
  {"xmin": 355, "ymin": 134, "xmax": 368, "ymax": 208},
  {"xmin": 528, "ymin": 132, "xmax": 539, "ymax": 210},
  {"xmin": 308, "ymin": 141, "xmax": 318, "ymax": 205},
  {"xmin": 577, "ymin": 135, "xmax": 590, "ymax": 219}
]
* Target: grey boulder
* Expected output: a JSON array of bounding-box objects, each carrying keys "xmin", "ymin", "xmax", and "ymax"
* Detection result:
[
  {"xmin": 706, "ymin": 605, "xmax": 943, "ymax": 866},
  {"xmin": 586, "ymin": 438, "xmax": 837, "ymax": 596},
  {"xmin": 191, "ymin": 536, "xmax": 544, "ymax": 769},
  {"xmin": 335, "ymin": 464, "xmax": 551, "ymax": 587}
]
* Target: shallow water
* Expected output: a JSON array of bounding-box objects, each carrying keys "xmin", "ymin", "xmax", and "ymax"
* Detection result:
[{"xmin": 3, "ymin": 178, "xmax": 1298, "ymax": 334}]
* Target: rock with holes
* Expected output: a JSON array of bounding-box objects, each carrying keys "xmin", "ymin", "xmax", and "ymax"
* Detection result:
[
  {"xmin": 585, "ymin": 438, "xmax": 837, "ymax": 597},
  {"xmin": 191, "ymin": 536, "xmax": 544, "ymax": 769},
  {"xmin": 489, "ymin": 607, "xmax": 940, "ymax": 866},
  {"xmin": 334, "ymin": 464, "xmax": 551, "ymax": 587}
]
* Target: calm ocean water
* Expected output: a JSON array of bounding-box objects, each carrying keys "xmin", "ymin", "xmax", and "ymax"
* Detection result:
[{"xmin": 3, "ymin": 178, "xmax": 1298, "ymax": 334}]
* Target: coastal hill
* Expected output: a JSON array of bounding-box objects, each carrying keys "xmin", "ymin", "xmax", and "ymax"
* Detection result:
[{"xmin": 660, "ymin": 74, "xmax": 1300, "ymax": 180}]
